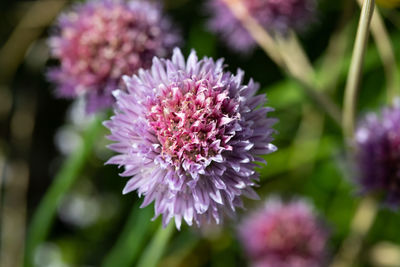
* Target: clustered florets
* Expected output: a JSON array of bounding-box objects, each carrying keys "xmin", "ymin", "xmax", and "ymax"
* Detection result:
[
  {"xmin": 105, "ymin": 48, "xmax": 277, "ymax": 229},
  {"xmin": 146, "ymin": 79, "xmax": 240, "ymax": 171}
]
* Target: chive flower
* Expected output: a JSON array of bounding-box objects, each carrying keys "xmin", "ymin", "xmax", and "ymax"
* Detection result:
[
  {"xmin": 48, "ymin": 0, "xmax": 180, "ymax": 113},
  {"xmin": 238, "ymin": 197, "xmax": 329, "ymax": 267},
  {"xmin": 355, "ymin": 101, "xmax": 400, "ymax": 205},
  {"xmin": 105, "ymin": 48, "xmax": 277, "ymax": 229}
]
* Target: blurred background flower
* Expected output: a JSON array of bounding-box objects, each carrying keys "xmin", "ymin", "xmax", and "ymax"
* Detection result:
[
  {"xmin": 238, "ymin": 197, "xmax": 329, "ymax": 267},
  {"xmin": 48, "ymin": 0, "xmax": 181, "ymax": 113},
  {"xmin": 355, "ymin": 100, "xmax": 400, "ymax": 206}
]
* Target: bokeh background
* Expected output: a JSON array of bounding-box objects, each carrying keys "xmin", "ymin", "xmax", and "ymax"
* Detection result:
[{"xmin": 2, "ymin": 0, "xmax": 400, "ymax": 266}]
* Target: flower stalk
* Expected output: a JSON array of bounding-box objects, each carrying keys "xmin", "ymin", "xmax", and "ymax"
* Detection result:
[
  {"xmin": 102, "ymin": 205, "xmax": 153, "ymax": 267},
  {"xmin": 332, "ymin": 1, "xmax": 377, "ymax": 267},
  {"xmin": 343, "ymin": 0, "xmax": 374, "ymax": 140},
  {"xmin": 356, "ymin": 0, "xmax": 400, "ymax": 102},
  {"xmin": 136, "ymin": 223, "xmax": 175, "ymax": 267},
  {"xmin": 24, "ymin": 115, "xmax": 104, "ymax": 267}
]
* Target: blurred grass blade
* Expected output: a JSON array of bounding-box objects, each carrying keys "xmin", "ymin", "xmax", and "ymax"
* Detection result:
[
  {"xmin": 102, "ymin": 204, "xmax": 153, "ymax": 267},
  {"xmin": 331, "ymin": 196, "xmax": 378, "ymax": 267},
  {"xmin": 24, "ymin": 115, "xmax": 104, "ymax": 267},
  {"xmin": 137, "ymin": 222, "xmax": 175, "ymax": 267}
]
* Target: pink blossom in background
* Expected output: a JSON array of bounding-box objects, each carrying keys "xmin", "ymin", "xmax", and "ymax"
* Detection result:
[
  {"xmin": 238, "ymin": 197, "xmax": 329, "ymax": 267},
  {"xmin": 48, "ymin": 0, "xmax": 180, "ymax": 113}
]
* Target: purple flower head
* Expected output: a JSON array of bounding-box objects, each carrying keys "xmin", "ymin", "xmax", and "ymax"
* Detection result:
[
  {"xmin": 48, "ymin": 0, "xmax": 180, "ymax": 113},
  {"xmin": 355, "ymin": 100, "xmax": 400, "ymax": 206},
  {"xmin": 206, "ymin": 0, "xmax": 316, "ymax": 53},
  {"xmin": 238, "ymin": 197, "xmax": 329, "ymax": 267},
  {"xmin": 104, "ymin": 48, "xmax": 277, "ymax": 229}
]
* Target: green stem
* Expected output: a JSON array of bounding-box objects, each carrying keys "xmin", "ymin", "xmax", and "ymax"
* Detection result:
[
  {"xmin": 137, "ymin": 222, "xmax": 175, "ymax": 267},
  {"xmin": 24, "ymin": 115, "xmax": 104, "ymax": 267},
  {"xmin": 343, "ymin": 0, "xmax": 374, "ymax": 139},
  {"xmin": 331, "ymin": 2, "xmax": 377, "ymax": 267},
  {"xmin": 102, "ymin": 205, "xmax": 153, "ymax": 267},
  {"xmin": 356, "ymin": 0, "xmax": 400, "ymax": 103}
]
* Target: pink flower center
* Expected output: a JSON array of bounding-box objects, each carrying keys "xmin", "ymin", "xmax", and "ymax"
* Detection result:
[{"xmin": 147, "ymin": 78, "xmax": 239, "ymax": 168}]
